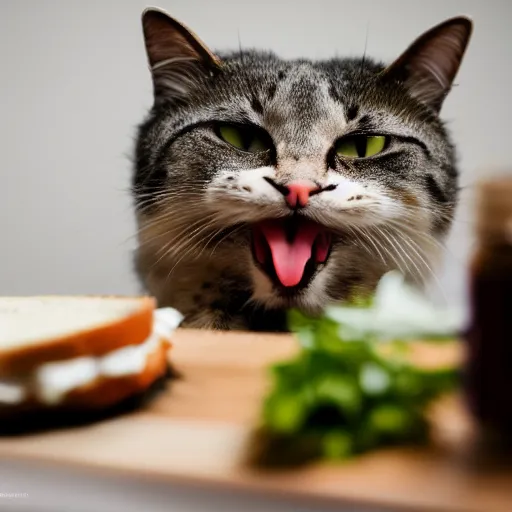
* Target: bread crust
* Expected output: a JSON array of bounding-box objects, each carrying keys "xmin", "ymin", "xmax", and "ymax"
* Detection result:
[{"xmin": 0, "ymin": 296, "xmax": 156, "ymax": 376}]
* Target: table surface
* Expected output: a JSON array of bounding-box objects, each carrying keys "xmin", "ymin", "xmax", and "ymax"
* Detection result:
[{"xmin": 0, "ymin": 329, "xmax": 511, "ymax": 512}]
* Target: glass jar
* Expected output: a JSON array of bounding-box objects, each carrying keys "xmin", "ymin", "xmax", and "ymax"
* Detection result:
[{"xmin": 466, "ymin": 177, "xmax": 512, "ymax": 438}]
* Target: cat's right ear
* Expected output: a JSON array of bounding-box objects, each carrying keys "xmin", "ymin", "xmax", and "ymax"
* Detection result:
[
  {"xmin": 141, "ymin": 8, "xmax": 221, "ymax": 105},
  {"xmin": 381, "ymin": 16, "xmax": 472, "ymax": 112}
]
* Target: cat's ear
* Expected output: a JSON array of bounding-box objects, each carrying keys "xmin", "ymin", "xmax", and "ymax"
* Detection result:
[
  {"xmin": 381, "ymin": 16, "xmax": 472, "ymax": 112},
  {"xmin": 141, "ymin": 8, "xmax": 221, "ymax": 105}
]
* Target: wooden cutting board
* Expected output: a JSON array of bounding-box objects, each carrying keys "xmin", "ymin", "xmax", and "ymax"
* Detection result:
[{"xmin": 0, "ymin": 329, "xmax": 510, "ymax": 512}]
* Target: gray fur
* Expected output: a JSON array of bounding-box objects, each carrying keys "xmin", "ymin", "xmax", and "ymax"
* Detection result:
[{"xmin": 132, "ymin": 10, "xmax": 472, "ymax": 330}]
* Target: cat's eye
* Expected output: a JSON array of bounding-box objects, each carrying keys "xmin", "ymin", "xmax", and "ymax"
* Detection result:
[
  {"xmin": 217, "ymin": 124, "xmax": 271, "ymax": 154},
  {"xmin": 336, "ymin": 135, "xmax": 387, "ymax": 159}
]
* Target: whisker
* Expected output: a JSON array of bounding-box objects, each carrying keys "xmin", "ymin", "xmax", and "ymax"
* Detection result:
[
  {"xmin": 374, "ymin": 225, "xmax": 409, "ymax": 276},
  {"xmin": 389, "ymin": 228, "xmax": 447, "ymax": 300},
  {"xmin": 197, "ymin": 224, "xmax": 245, "ymax": 260},
  {"xmin": 154, "ymin": 214, "xmax": 220, "ymax": 258},
  {"xmin": 355, "ymin": 226, "xmax": 388, "ymax": 266},
  {"xmin": 131, "ymin": 213, "xmax": 212, "ymax": 249},
  {"xmin": 163, "ymin": 225, "xmax": 229, "ymax": 282},
  {"xmin": 382, "ymin": 226, "xmax": 426, "ymax": 284},
  {"xmin": 150, "ymin": 220, "xmax": 219, "ymax": 271},
  {"xmin": 124, "ymin": 204, "xmax": 208, "ymax": 244},
  {"xmin": 384, "ymin": 218, "xmax": 446, "ymax": 251},
  {"xmin": 209, "ymin": 225, "xmax": 246, "ymax": 257}
]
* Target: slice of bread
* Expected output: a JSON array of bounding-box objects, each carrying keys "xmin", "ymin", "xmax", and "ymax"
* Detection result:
[
  {"xmin": 0, "ymin": 297, "xmax": 183, "ymax": 425},
  {"xmin": 0, "ymin": 296, "xmax": 155, "ymax": 375}
]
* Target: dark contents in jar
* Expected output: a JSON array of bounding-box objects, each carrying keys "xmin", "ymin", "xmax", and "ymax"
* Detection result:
[{"xmin": 466, "ymin": 247, "xmax": 512, "ymax": 433}]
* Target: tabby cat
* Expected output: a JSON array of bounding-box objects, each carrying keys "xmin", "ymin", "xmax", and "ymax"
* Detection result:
[{"xmin": 132, "ymin": 8, "xmax": 472, "ymax": 330}]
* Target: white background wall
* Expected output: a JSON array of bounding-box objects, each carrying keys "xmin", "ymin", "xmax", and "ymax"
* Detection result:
[{"xmin": 2, "ymin": 0, "xmax": 511, "ymax": 307}]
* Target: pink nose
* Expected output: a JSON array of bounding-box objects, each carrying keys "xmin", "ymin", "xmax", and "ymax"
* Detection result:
[{"xmin": 285, "ymin": 180, "xmax": 320, "ymax": 208}]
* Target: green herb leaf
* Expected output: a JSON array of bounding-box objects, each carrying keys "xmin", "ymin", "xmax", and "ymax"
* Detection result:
[{"xmin": 255, "ymin": 271, "xmax": 460, "ymax": 467}]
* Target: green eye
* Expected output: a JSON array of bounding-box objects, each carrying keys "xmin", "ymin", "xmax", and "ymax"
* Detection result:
[
  {"xmin": 336, "ymin": 135, "xmax": 387, "ymax": 158},
  {"xmin": 217, "ymin": 124, "xmax": 271, "ymax": 153},
  {"xmin": 247, "ymin": 136, "xmax": 267, "ymax": 153},
  {"xmin": 218, "ymin": 125, "xmax": 245, "ymax": 150}
]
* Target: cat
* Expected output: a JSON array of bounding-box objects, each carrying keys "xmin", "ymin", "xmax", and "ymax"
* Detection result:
[{"xmin": 132, "ymin": 8, "xmax": 472, "ymax": 331}]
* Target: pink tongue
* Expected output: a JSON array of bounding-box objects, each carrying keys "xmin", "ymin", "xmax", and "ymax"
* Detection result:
[{"xmin": 256, "ymin": 220, "xmax": 330, "ymax": 287}]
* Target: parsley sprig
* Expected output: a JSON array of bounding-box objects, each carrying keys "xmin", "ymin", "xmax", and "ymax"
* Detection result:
[{"xmin": 252, "ymin": 273, "xmax": 461, "ymax": 466}]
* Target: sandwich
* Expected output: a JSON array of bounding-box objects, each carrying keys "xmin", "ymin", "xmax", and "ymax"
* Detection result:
[{"xmin": 0, "ymin": 296, "xmax": 182, "ymax": 432}]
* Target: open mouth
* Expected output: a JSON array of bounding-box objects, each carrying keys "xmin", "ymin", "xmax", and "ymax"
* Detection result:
[{"xmin": 251, "ymin": 216, "xmax": 332, "ymax": 291}]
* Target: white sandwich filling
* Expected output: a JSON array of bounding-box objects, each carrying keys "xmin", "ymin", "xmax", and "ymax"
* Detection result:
[{"xmin": 0, "ymin": 308, "xmax": 183, "ymax": 406}]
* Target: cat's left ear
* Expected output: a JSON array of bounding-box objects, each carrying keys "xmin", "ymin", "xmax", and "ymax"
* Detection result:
[
  {"xmin": 141, "ymin": 7, "xmax": 221, "ymax": 105},
  {"xmin": 381, "ymin": 16, "xmax": 473, "ymax": 112}
]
